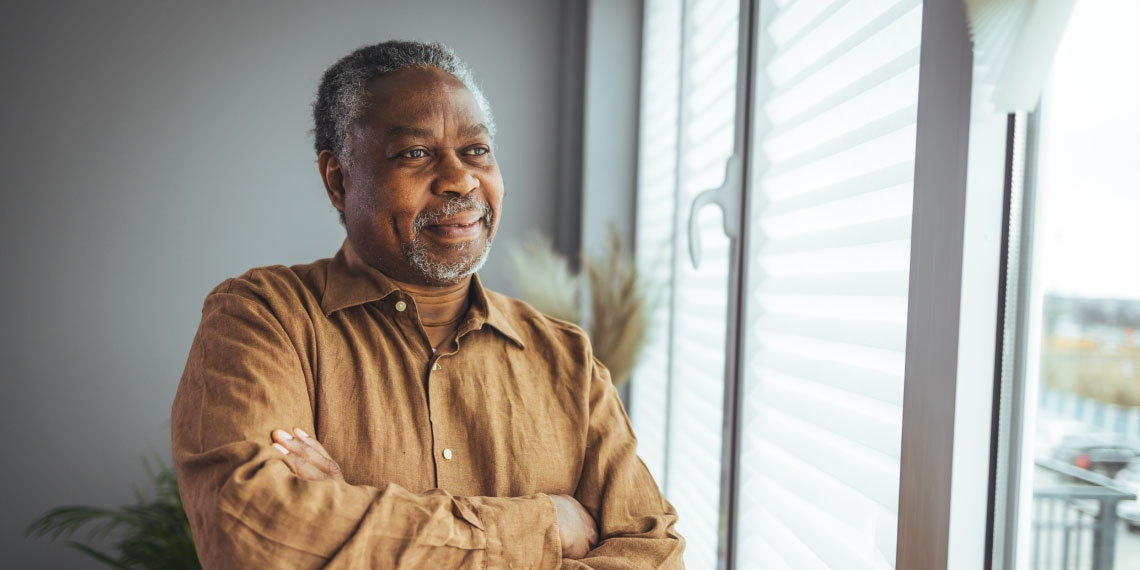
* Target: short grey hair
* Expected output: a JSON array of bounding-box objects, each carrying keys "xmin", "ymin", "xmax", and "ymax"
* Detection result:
[{"xmin": 312, "ymin": 40, "xmax": 496, "ymax": 161}]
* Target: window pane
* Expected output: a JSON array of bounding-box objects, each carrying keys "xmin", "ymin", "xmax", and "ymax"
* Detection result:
[
  {"xmin": 735, "ymin": 0, "xmax": 922, "ymax": 567},
  {"xmin": 631, "ymin": 0, "xmax": 739, "ymax": 567},
  {"xmin": 1010, "ymin": 1, "xmax": 1140, "ymax": 568}
]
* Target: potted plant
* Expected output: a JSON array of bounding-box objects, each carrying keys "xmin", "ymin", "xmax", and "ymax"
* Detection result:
[{"xmin": 25, "ymin": 455, "xmax": 201, "ymax": 569}]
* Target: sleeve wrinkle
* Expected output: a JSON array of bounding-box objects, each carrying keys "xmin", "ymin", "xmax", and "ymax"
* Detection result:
[{"xmin": 564, "ymin": 352, "xmax": 685, "ymax": 567}]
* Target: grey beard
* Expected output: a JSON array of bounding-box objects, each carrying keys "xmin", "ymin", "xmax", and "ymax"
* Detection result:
[
  {"xmin": 403, "ymin": 195, "xmax": 495, "ymax": 284},
  {"xmin": 405, "ymin": 237, "xmax": 492, "ymax": 284}
]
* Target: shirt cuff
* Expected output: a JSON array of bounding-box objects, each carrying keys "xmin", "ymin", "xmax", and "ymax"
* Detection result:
[{"xmin": 472, "ymin": 493, "xmax": 561, "ymax": 569}]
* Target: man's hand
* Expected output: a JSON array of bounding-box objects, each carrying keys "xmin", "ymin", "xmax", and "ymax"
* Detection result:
[
  {"xmin": 271, "ymin": 428, "xmax": 345, "ymax": 482},
  {"xmin": 550, "ymin": 494, "xmax": 598, "ymax": 559}
]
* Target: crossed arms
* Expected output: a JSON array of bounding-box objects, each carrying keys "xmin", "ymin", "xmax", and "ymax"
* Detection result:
[
  {"xmin": 268, "ymin": 427, "xmax": 598, "ymax": 558},
  {"xmin": 171, "ymin": 276, "xmax": 684, "ymax": 568}
]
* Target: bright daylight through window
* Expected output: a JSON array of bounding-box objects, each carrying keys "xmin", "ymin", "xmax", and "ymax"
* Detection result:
[
  {"xmin": 631, "ymin": 0, "xmax": 920, "ymax": 567},
  {"xmin": 632, "ymin": 0, "xmax": 1138, "ymax": 567},
  {"xmin": 1005, "ymin": 1, "xmax": 1140, "ymax": 568}
]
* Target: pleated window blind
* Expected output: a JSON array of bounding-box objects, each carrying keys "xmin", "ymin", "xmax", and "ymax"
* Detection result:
[
  {"xmin": 630, "ymin": 0, "xmax": 739, "ymax": 568},
  {"xmin": 736, "ymin": 0, "xmax": 921, "ymax": 567},
  {"xmin": 631, "ymin": 0, "xmax": 923, "ymax": 567}
]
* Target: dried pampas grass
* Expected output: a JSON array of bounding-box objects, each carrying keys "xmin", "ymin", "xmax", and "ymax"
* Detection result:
[
  {"xmin": 508, "ymin": 228, "xmax": 650, "ymax": 386},
  {"xmin": 508, "ymin": 238, "xmax": 581, "ymax": 324},
  {"xmin": 583, "ymin": 231, "xmax": 648, "ymax": 387}
]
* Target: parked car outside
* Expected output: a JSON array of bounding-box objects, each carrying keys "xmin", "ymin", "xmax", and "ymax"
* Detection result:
[
  {"xmin": 1034, "ymin": 413, "xmax": 1095, "ymax": 459},
  {"xmin": 1050, "ymin": 433, "xmax": 1140, "ymax": 479}
]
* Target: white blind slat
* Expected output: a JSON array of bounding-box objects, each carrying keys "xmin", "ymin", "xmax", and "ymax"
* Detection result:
[
  {"xmin": 770, "ymin": 47, "xmax": 919, "ymax": 134},
  {"xmin": 748, "ymin": 344, "xmax": 904, "ymax": 406},
  {"xmin": 762, "ymin": 184, "xmax": 912, "ymax": 231},
  {"xmin": 763, "ymin": 163, "xmax": 913, "ymax": 215},
  {"xmin": 758, "ymin": 240, "xmax": 911, "ymax": 276},
  {"xmin": 762, "ymin": 127, "xmax": 917, "ymax": 193},
  {"xmin": 757, "ymin": 215, "xmax": 911, "ymax": 254},
  {"xmin": 769, "ymin": 0, "xmax": 920, "ymax": 90},
  {"xmin": 752, "ymin": 270, "xmax": 911, "ymax": 296},
  {"xmin": 766, "ymin": 105, "xmax": 917, "ymax": 170},
  {"xmin": 754, "ymin": 315, "xmax": 906, "ymax": 352}
]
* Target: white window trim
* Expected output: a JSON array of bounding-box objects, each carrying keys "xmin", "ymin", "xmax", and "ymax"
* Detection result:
[{"xmin": 897, "ymin": 0, "xmax": 1009, "ymax": 568}]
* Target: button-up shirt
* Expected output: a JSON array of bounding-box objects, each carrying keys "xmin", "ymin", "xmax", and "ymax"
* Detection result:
[{"xmin": 171, "ymin": 242, "xmax": 683, "ymax": 568}]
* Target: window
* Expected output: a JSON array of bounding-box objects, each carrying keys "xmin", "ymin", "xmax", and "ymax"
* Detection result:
[
  {"xmin": 631, "ymin": 0, "xmax": 738, "ymax": 566},
  {"xmin": 630, "ymin": 0, "xmax": 927, "ymax": 567},
  {"xmin": 734, "ymin": 0, "xmax": 922, "ymax": 566},
  {"xmin": 625, "ymin": 0, "xmax": 1103, "ymax": 566},
  {"xmin": 995, "ymin": 2, "xmax": 1140, "ymax": 568}
]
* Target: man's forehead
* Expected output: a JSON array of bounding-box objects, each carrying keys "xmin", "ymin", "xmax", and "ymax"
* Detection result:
[
  {"xmin": 360, "ymin": 68, "xmax": 486, "ymax": 131},
  {"xmin": 365, "ymin": 66, "xmax": 469, "ymax": 104}
]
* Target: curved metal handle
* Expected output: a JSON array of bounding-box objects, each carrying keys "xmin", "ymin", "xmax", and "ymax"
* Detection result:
[{"xmin": 687, "ymin": 154, "xmax": 743, "ymax": 268}]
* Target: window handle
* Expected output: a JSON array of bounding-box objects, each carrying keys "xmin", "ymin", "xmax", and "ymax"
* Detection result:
[{"xmin": 688, "ymin": 153, "xmax": 742, "ymax": 268}]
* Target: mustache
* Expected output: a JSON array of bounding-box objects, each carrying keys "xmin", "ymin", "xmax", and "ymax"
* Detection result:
[{"xmin": 413, "ymin": 194, "xmax": 493, "ymax": 233}]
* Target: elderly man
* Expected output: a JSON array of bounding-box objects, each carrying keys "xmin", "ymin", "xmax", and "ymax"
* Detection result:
[{"xmin": 171, "ymin": 40, "xmax": 683, "ymax": 568}]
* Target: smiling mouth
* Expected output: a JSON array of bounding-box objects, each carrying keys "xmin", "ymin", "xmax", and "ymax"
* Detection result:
[
  {"xmin": 413, "ymin": 195, "xmax": 494, "ymax": 240},
  {"xmin": 430, "ymin": 218, "xmax": 483, "ymax": 229},
  {"xmin": 422, "ymin": 215, "xmax": 486, "ymax": 241}
]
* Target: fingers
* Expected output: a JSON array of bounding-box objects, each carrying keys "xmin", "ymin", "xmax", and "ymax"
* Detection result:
[
  {"xmin": 277, "ymin": 445, "xmax": 332, "ymax": 481},
  {"xmin": 272, "ymin": 429, "xmax": 337, "ymax": 481},
  {"xmin": 271, "ymin": 428, "xmax": 345, "ymax": 482},
  {"xmin": 294, "ymin": 429, "xmax": 337, "ymax": 464},
  {"xmin": 290, "ymin": 428, "xmax": 345, "ymax": 479}
]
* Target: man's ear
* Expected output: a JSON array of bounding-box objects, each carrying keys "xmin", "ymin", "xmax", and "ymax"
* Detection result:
[{"xmin": 318, "ymin": 150, "xmax": 347, "ymax": 215}]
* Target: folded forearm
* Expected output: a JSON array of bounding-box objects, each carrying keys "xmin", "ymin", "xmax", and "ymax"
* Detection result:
[{"xmin": 178, "ymin": 444, "xmax": 561, "ymax": 569}]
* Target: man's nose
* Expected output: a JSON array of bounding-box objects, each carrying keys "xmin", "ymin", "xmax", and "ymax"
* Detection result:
[{"xmin": 432, "ymin": 151, "xmax": 478, "ymax": 196}]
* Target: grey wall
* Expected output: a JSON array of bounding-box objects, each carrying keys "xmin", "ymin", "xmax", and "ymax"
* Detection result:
[
  {"xmin": 581, "ymin": 0, "xmax": 643, "ymax": 255},
  {"xmin": 0, "ymin": 1, "xmax": 569, "ymax": 566}
]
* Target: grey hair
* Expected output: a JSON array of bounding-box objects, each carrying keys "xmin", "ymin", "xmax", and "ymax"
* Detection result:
[{"xmin": 312, "ymin": 40, "xmax": 496, "ymax": 162}]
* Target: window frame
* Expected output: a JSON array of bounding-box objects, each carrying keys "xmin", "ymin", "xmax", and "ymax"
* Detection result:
[
  {"xmin": 895, "ymin": 0, "xmax": 1011, "ymax": 567},
  {"xmin": 623, "ymin": 0, "xmax": 1016, "ymax": 567}
]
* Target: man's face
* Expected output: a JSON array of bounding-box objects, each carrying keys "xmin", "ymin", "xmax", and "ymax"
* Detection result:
[{"xmin": 330, "ymin": 66, "xmax": 504, "ymax": 286}]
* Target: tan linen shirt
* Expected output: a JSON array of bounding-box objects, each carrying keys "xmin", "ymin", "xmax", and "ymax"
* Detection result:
[{"xmin": 172, "ymin": 242, "xmax": 683, "ymax": 569}]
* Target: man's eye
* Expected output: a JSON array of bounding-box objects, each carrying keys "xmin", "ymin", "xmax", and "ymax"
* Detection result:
[
  {"xmin": 466, "ymin": 147, "xmax": 490, "ymax": 157},
  {"xmin": 401, "ymin": 149, "xmax": 428, "ymax": 159}
]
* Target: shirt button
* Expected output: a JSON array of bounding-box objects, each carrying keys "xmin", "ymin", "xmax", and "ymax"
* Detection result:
[
  {"xmin": 432, "ymin": 363, "xmax": 442, "ymax": 371},
  {"xmin": 442, "ymin": 448, "xmax": 453, "ymax": 460},
  {"xmin": 394, "ymin": 300, "xmax": 407, "ymax": 312}
]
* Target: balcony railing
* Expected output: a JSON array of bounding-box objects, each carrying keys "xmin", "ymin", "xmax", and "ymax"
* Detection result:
[{"xmin": 1033, "ymin": 458, "xmax": 1136, "ymax": 570}]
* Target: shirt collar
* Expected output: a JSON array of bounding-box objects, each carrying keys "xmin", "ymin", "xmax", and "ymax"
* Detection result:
[{"xmin": 320, "ymin": 240, "xmax": 525, "ymax": 348}]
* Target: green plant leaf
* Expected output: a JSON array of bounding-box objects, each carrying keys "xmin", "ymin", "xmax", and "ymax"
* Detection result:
[{"xmin": 26, "ymin": 456, "xmax": 201, "ymax": 569}]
